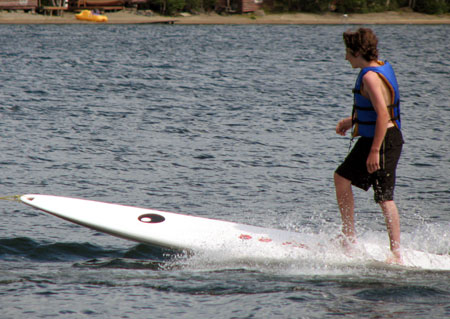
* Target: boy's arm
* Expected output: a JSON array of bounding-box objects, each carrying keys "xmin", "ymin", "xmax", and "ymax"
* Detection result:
[{"xmin": 336, "ymin": 116, "xmax": 353, "ymax": 136}]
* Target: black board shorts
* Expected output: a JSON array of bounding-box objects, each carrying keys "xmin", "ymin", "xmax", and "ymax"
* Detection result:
[{"xmin": 335, "ymin": 127, "xmax": 404, "ymax": 203}]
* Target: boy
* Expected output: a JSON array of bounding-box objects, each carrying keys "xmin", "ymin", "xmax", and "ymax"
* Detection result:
[{"xmin": 334, "ymin": 28, "xmax": 404, "ymax": 264}]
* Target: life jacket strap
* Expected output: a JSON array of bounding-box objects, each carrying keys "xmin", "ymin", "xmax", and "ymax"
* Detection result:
[
  {"xmin": 352, "ymin": 100, "xmax": 400, "ymax": 121},
  {"xmin": 354, "ymin": 119, "xmax": 376, "ymax": 125},
  {"xmin": 354, "ymin": 104, "xmax": 374, "ymax": 111}
]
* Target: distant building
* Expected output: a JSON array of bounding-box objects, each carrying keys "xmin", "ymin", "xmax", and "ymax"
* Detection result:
[
  {"xmin": 216, "ymin": 0, "xmax": 263, "ymax": 13},
  {"xmin": 69, "ymin": 0, "xmax": 124, "ymax": 10},
  {"xmin": 0, "ymin": 0, "xmax": 263, "ymax": 14},
  {"xmin": 68, "ymin": 0, "xmax": 147, "ymax": 10},
  {"xmin": 0, "ymin": 0, "xmax": 38, "ymax": 11}
]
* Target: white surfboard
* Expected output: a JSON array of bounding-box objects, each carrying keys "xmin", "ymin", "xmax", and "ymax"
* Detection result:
[
  {"xmin": 20, "ymin": 194, "xmax": 309, "ymax": 255},
  {"xmin": 19, "ymin": 194, "xmax": 450, "ymax": 270}
]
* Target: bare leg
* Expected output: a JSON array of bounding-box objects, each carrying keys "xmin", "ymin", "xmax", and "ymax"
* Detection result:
[
  {"xmin": 379, "ymin": 200, "xmax": 402, "ymax": 264},
  {"xmin": 334, "ymin": 172, "xmax": 356, "ymax": 245}
]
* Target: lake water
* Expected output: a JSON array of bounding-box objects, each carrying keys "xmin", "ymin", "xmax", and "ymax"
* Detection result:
[{"xmin": 0, "ymin": 24, "xmax": 449, "ymax": 318}]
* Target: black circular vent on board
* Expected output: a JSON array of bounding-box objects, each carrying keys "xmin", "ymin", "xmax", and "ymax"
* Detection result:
[{"xmin": 138, "ymin": 214, "xmax": 165, "ymax": 224}]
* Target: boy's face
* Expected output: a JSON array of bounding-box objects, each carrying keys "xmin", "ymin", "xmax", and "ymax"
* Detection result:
[{"xmin": 345, "ymin": 48, "xmax": 359, "ymax": 68}]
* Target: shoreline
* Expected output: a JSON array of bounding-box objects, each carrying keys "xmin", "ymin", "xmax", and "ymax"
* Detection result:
[{"xmin": 0, "ymin": 10, "xmax": 449, "ymax": 25}]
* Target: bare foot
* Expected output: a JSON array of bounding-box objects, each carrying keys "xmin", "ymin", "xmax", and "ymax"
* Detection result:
[
  {"xmin": 336, "ymin": 234, "xmax": 357, "ymax": 256},
  {"xmin": 386, "ymin": 251, "xmax": 403, "ymax": 265}
]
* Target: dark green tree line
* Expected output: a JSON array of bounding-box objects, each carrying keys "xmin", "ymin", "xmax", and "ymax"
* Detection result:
[{"xmin": 148, "ymin": 0, "xmax": 449, "ymax": 15}]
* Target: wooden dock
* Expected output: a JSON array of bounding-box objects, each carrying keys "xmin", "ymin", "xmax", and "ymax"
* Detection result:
[
  {"xmin": 42, "ymin": 6, "xmax": 68, "ymax": 16},
  {"xmin": 0, "ymin": 17, "xmax": 177, "ymax": 25}
]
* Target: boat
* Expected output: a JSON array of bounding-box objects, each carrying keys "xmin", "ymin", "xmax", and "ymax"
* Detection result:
[{"xmin": 75, "ymin": 10, "xmax": 108, "ymax": 22}]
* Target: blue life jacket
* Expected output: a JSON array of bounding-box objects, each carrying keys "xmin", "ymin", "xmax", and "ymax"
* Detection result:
[{"xmin": 352, "ymin": 61, "xmax": 401, "ymax": 137}]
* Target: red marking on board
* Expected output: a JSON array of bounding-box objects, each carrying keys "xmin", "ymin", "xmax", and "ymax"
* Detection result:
[
  {"xmin": 258, "ymin": 237, "xmax": 272, "ymax": 243},
  {"xmin": 239, "ymin": 234, "xmax": 252, "ymax": 240},
  {"xmin": 282, "ymin": 241, "xmax": 308, "ymax": 249}
]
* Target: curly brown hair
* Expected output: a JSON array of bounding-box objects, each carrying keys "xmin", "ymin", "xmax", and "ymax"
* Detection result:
[{"xmin": 343, "ymin": 28, "xmax": 379, "ymax": 62}]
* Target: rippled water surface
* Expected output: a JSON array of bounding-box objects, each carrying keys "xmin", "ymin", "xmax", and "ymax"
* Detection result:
[{"xmin": 0, "ymin": 24, "xmax": 449, "ymax": 318}]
